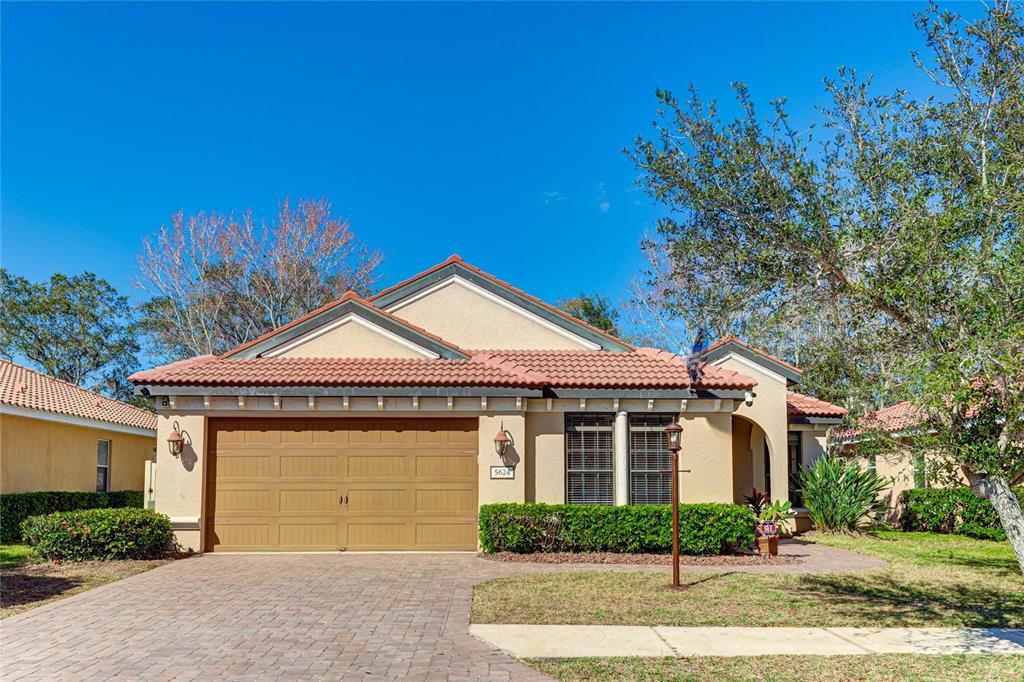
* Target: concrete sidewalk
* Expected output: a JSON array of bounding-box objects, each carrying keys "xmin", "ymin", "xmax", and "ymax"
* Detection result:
[{"xmin": 470, "ymin": 624, "xmax": 1024, "ymax": 658}]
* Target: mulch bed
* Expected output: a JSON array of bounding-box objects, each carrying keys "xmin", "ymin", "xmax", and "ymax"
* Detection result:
[{"xmin": 481, "ymin": 552, "xmax": 802, "ymax": 565}]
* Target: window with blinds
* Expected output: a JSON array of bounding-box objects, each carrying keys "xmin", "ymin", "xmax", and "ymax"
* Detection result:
[
  {"xmin": 565, "ymin": 413, "xmax": 614, "ymax": 505},
  {"xmin": 629, "ymin": 414, "xmax": 675, "ymax": 505}
]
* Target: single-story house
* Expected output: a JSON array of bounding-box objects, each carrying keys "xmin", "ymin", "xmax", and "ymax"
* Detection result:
[
  {"xmin": 130, "ymin": 255, "xmax": 847, "ymax": 552},
  {"xmin": 1, "ymin": 359, "xmax": 157, "ymax": 494}
]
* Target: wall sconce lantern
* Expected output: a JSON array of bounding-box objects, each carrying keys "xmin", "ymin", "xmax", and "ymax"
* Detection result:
[
  {"xmin": 493, "ymin": 428, "xmax": 512, "ymax": 458},
  {"xmin": 167, "ymin": 421, "xmax": 185, "ymax": 458}
]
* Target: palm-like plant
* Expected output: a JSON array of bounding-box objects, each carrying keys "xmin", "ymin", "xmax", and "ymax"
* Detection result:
[{"xmin": 799, "ymin": 456, "xmax": 891, "ymax": 533}]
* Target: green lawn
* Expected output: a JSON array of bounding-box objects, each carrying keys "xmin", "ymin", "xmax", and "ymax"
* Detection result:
[
  {"xmin": 529, "ymin": 655, "xmax": 1024, "ymax": 682},
  {"xmin": 472, "ymin": 531, "xmax": 1024, "ymax": 628},
  {"xmin": 0, "ymin": 544, "xmax": 34, "ymax": 569}
]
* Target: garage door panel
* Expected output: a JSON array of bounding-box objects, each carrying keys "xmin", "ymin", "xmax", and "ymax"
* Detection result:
[
  {"xmin": 215, "ymin": 454, "xmax": 271, "ymax": 478},
  {"xmin": 279, "ymin": 489, "xmax": 340, "ymax": 512},
  {"xmin": 347, "ymin": 488, "xmax": 410, "ymax": 513},
  {"xmin": 207, "ymin": 418, "xmax": 478, "ymax": 551},
  {"xmin": 280, "ymin": 454, "xmax": 338, "ymax": 478},
  {"xmin": 346, "ymin": 453, "xmax": 408, "ymax": 477},
  {"xmin": 415, "ymin": 522, "xmax": 476, "ymax": 548},
  {"xmin": 415, "ymin": 454, "xmax": 476, "ymax": 478}
]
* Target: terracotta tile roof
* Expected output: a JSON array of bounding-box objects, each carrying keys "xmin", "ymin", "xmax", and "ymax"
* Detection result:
[
  {"xmin": 130, "ymin": 349, "xmax": 758, "ymax": 391},
  {"xmin": 786, "ymin": 391, "xmax": 848, "ymax": 419},
  {"xmin": 702, "ymin": 335, "xmax": 804, "ymax": 375},
  {"xmin": 862, "ymin": 401, "xmax": 924, "ymax": 432},
  {"xmin": 1, "ymin": 359, "xmax": 157, "ymax": 432},
  {"xmin": 221, "ymin": 292, "xmax": 469, "ymax": 359},
  {"xmin": 471, "ymin": 349, "xmax": 757, "ymax": 390},
  {"xmin": 369, "ymin": 255, "xmax": 637, "ymax": 351},
  {"xmin": 129, "ymin": 356, "xmax": 547, "ymax": 388}
]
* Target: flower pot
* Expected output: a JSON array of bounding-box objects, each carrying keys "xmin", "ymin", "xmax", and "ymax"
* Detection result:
[{"xmin": 757, "ymin": 535, "xmax": 779, "ymax": 557}]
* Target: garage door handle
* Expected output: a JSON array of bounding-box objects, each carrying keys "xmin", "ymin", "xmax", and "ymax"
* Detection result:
[{"xmin": 340, "ymin": 495, "xmax": 348, "ymax": 505}]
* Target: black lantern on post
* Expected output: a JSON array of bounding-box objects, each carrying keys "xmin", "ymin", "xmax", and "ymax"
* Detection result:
[{"xmin": 665, "ymin": 419, "xmax": 684, "ymax": 588}]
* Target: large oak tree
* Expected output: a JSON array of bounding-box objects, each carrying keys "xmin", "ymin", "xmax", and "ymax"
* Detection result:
[{"xmin": 631, "ymin": 3, "xmax": 1024, "ymax": 569}]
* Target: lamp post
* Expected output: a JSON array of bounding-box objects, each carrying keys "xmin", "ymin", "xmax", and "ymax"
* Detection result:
[{"xmin": 664, "ymin": 419, "xmax": 684, "ymax": 588}]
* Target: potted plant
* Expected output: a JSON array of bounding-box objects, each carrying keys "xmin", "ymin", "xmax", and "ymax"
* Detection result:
[{"xmin": 756, "ymin": 500, "xmax": 795, "ymax": 556}]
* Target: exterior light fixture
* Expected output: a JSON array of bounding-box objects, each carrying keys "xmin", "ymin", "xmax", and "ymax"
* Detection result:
[
  {"xmin": 167, "ymin": 421, "xmax": 185, "ymax": 458},
  {"xmin": 665, "ymin": 419, "xmax": 683, "ymax": 454},
  {"xmin": 664, "ymin": 418, "xmax": 685, "ymax": 588},
  {"xmin": 493, "ymin": 428, "xmax": 512, "ymax": 458}
]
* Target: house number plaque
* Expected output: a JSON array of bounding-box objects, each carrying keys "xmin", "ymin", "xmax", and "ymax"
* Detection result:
[{"xmin": 490, "ymin": 466, "xmax": 515, "ymax": 480}]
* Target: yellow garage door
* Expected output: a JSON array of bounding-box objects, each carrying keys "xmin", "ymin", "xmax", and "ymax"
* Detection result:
[{"xmin": 205, "ymin": 418, "xmax": 479, "ymax": 551}]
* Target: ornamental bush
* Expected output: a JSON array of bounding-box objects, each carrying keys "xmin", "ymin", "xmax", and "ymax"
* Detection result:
[
  {"xmin": 900, "ymin": 487, "xmax": 1024, "ymax": 541},
  {"xmin": 799, "ymin": 456, "xmax": 890, "ymax": 532},
  {"xmin": 478, "ymin": 503, "xmax": 755, "ymax": 555},
  {"xmin": 0, "ymin": 490, "xmax": 144, "ymax": 543},
  {"xmin": 20, "ymin": 508, "xmax": 174, "ymax": 561}
]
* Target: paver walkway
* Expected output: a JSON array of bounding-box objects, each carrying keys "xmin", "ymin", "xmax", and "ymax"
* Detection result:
[
  {"xmin": 0, "ymin": 541, "xmax": 883, "ymax": 681},
  {"xmin": 470, "ymin": 624, "xmax": 1024, "ymax": 658}
]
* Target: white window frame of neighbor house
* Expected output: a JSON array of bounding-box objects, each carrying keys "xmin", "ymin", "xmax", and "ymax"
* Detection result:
[{"xmin": 96, "ymin": 439, "xmax": 111, "ymax": 492}]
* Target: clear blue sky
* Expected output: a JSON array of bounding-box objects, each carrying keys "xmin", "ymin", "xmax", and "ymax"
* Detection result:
[{"xmin": 1, "ymin": 1, "xmax": 966, "ymax": 312}]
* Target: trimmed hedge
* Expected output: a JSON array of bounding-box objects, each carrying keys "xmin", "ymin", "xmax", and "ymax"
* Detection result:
[
  {"xmin": 21, "ymin": 508, "xmax": 174, "ymax": 561},
  {"xmin": 478, "ymin": 503, "xmax": 756, "ymax": 555},
  {"xmin": 900, "ymin": 487, "xmax": 1024, "ymax": 541},
  {"xmin": 0, "ymin": 490, "xmax": 143, "ymax": 543}
]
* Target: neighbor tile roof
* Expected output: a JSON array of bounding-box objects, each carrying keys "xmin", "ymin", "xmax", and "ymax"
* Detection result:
[
  {"xmin": 861, "ymin": 401, "xmax": 924, "ymax": 433},
  {"xmin": 786, "ymin": 391, "xmax": 848, "ymax": 419},
  {"xmin": 1, "ymin": 359, "xmax": 157, "ymax": 431},
  {"xmin": 130, "ymin": 349, "xmax": 758, "ymax": 391}
]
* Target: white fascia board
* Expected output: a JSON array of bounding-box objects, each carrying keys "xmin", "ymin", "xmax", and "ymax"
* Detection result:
[
  {"xmin": 0, "ymin": 404, "xmax": 156, "ymax": 438},
  {"xmin": 385, "ymin": 275, "xmax": 602, "ymax": 350},
  {"xmin": 711, "ymin": 352, "xmax": 788, "ymax": 385},
  {"xmin": 263, "ymin": 313, "xmax": 440, "ymax": 359}
]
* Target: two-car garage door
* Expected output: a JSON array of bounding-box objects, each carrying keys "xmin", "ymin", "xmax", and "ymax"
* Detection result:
[{"xmin": 205, "ymin": 418, "xmax": 479, "ymax": 551}]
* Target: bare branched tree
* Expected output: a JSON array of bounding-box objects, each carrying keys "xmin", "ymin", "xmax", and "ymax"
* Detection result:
[{"xmin": 136, "ymin": 197, "xmax": 383, "ymax": 359}]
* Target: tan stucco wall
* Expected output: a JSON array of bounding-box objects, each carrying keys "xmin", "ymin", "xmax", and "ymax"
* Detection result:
[
  {"xmin": 731, "ymin": 417, "xmax": 753, "ymax": 503},
  {"xmin": 386, "ymin": 278, "xmax": 594, "ymax": 350},
  {"xmin": 715, "ymin": 356, "xmax": 790, "ymax": 504},
  {"xmin": 680, "ymin": 412, "xmax": 734, "ymax": 503},
  {"xmin": 276, "ymin": 320, "xmax": 428, "ymax": 359},
  {"xmin": 1, "ymin": 413, "xmax": 154, "ymax": 494},
  {"xmin": 478, "ymin": 413, "xmax": 526, "ymax": 504},
  {"xmin": 526, "ymin": 411, "xmax": 565, "ymax": 503},
  {"xmin": 155, "ymin": 413, "xmax": 208, "ymax": 551}
]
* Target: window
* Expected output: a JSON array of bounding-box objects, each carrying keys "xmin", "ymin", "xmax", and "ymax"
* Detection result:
[
  {"xmin": 913, "ymin": 452, "xmax": 927, "ymax": 488},
  {"xmin": 629, "ymin": 414, "xmax": 675, "ymax": 504},
  {"xmin": 788, "ymin": 433, "xmax": 803, "ymax": 507},
  {"xmin": 565, "ymin": 414, "xmax": 614, "ymax": 505},
  {"xmin": 96, "ymin": 440, "xmax": 111, "ymax": 492}
]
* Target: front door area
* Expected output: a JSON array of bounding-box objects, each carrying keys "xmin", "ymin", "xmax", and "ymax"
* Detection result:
[{"xmin": 205, "ymin": 417, "xmax": 479, "ymax": 551}]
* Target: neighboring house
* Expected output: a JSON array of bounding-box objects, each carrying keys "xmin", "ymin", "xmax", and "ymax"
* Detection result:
[
  {"xmin": 130, "ymin": 255, "xmax": 846, "ymax": 552},
  {"xmin": 838, "ymin": 400, "xmax": 946, "ymax": 521},
  {"xmin": 1, "ymin": 360, "xmax": 157, "ymax": 495}
]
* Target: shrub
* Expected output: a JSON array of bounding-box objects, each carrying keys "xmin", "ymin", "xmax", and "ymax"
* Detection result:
[
  {"xmin": 478, "ymin": 503, "xmax": 755, "ymax": 555},
  {"xmin": 20, "ymin": 508, "xmax": 174, "ymax": 561},
  {"xmin": 900, "ymin": 487, "xmax": 1024, "ymax": 541},
  {"xmin": 0, "ymin": 490, "xmax": 143, "ymax": 543},
  {"xmin": 799, "ymin": 456, "xmax": 890, "ymax": 532}
]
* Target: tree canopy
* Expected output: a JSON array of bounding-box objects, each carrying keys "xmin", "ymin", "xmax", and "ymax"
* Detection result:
[
  {"xmin": 559, "ymin": 292, "xmax": 621, "ymax": 337},
  {"xmin": 0, "ymin": 270, "xmax": 141, "ymax": 400},
  {"xmin": 630, "ymin": 2, "xmax": 1024, "ymax": 569}
]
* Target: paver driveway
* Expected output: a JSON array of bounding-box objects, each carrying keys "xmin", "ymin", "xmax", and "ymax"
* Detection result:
[
  {"xmin": 0, "ymin": 542, "xmax": 884, "ymax": 681},
  {"xmin": 1, "ymin": 553, "xmax": 556, "ymax": 681}
]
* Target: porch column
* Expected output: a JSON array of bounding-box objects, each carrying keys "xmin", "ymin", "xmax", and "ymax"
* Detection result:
[{"xmin": 614, "ymin": 410, "xmax": 629, "ymax": 505}]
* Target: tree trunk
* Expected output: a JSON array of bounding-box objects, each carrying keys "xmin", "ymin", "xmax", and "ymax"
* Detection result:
[{"xmin": 968, "ymin": 473, "xmax": 1024, "ymax": 574}]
